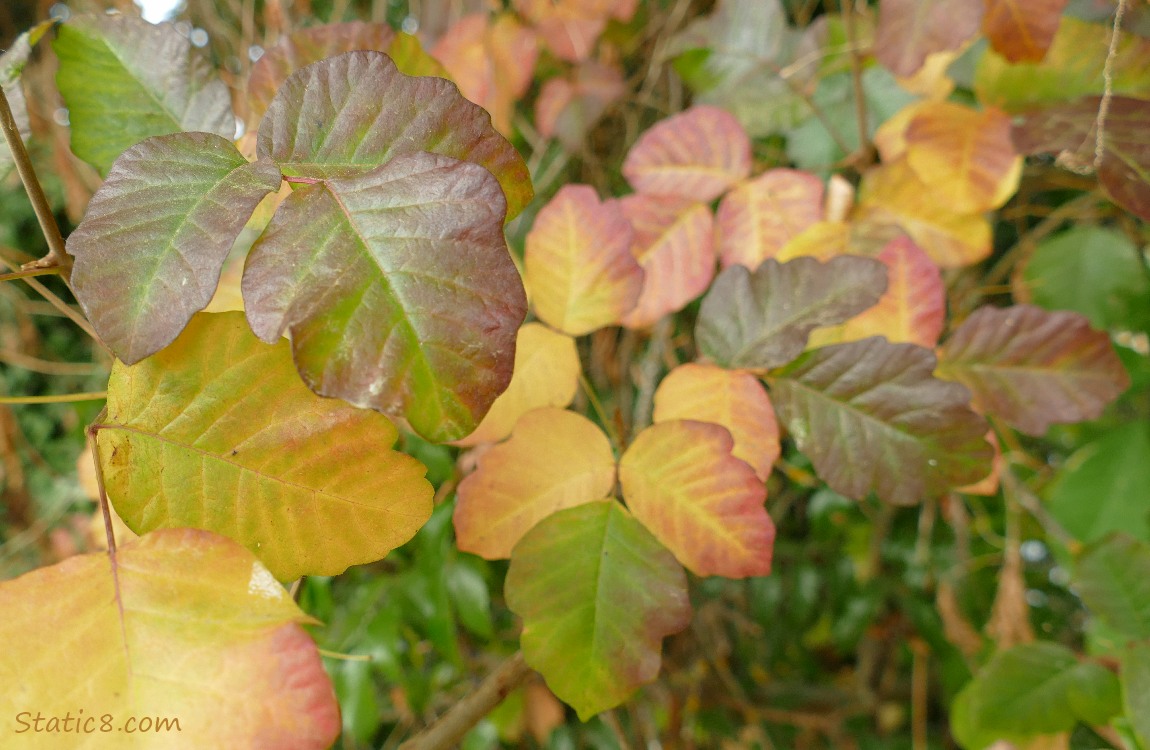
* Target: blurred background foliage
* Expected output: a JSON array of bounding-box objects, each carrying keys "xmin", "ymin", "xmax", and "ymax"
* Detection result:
[{"xmin": 2, "ymin": 1, "xmax": 1149, "ymax": 748}]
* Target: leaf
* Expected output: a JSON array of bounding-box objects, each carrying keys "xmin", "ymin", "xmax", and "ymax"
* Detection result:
[
  {"xmin": 1122, "ymin": 643, "xmax": 1150, "ymax": 750},
  {"xmin": 873, "ymin": 0, "xmax": 983, "ymax": 77},
  {"xmin": 0, "ymin": 528, "xmax": 340, "ymax": 749},
  {"xmin": 1018, "ymin": 225, "xmax": 1150, "ymax": 332},
  {"xmin": 652, "ymin": 363, "xmax": 780, "ymax": 481},
  {"xmin": 67, "ymin": 133, "xmax": 281, "ymax": 364},
  {"xmin": 818, "ymin": 236, "xmax": 946, "ymax": 348},
  {"xmin": 455, "ymin": 323, "xmax": 581, "ymax": 447},
  {"xmin": 974, "ymin": 17, "xmax": 1150, "ymax": 112},
  {"xmin": 523, "ymin": 184, "xmax": 643, "ymax": 336},
  {"xmin": 715, "ymin": 169, "xmax": 825, "ymax": 271},
  {"xmin": 53, "ymin": 14, "xmax": 234, "ymax": 176},
  {"xmin": 1012, "ymin": 96, "xmax": 1150, "ymax": 221},
  {"xmin": 622, "ymin": 105, "xmax": 751, "ymax": 202},
  {"xmin": 904, "ymin": 102, "xmax": 1022, "ymax": 213},
  {"xmin": 937, "ymin": 305, "xmax": 1130, "ymax": 435},
  {"xmin": 981, "ymin": 0, "xmax": 1069, "ymax": 63},
  {"xmin": 256, "ymin": 51, "xmax": 531, "ymax": 220},
  {"xmin": 95, "ymin": 312, "xmax": 433, "ymax": 581},
  {"xmin": 1074, "ymin": 534, "xmax": 1150, "ymax": 640},
  {"xmin": 246, "ymin": 21, "xmax": 418, "ymax": 125},
  {"xmin": 951, "ymin": 642, "xmax": 1121, "ymax": 748},
  {"xmin": 1046, "ymin": 423, "xmax": 1150, "ymax": 544},
  {"xmin": 776, "ymin": 220, "xmax": 852, "ymax": 262},
  {"xmin": 696, "ymin": 256, "xmax": 888, "ymax": 370},
  {"xmin": 513, "ymin": 0, "xmax": 631, "ymax": 62},
  {"xmin": 242, "ymin": 151, "xmax": 526, "ymax": 443},
  {"xmin": 454, "ymin": 408, "xmax": 616, "ymax": 559},
  {"xmin": 0, "ymin": 21, "xmax": 52, "ymax": 178},
  {"xmin": 618, "ymin": 195, "xmax": 716, "ymax": 328},
  {"xmin": 619, "ymin": 420, "xmax": 773, "ymax": 578},
  {"xmin": 855, "ymin": 158, "xmax": 993, "ymax": 267},
  {"xmin": 505, "ymin": 501, "xmax": 691, "ymax": 720},
  {"xmin": 536, "ymin": 60, "xmax": 626, "ymax": 149},
  {"xmin": 770, "ymin": 338, "xmax": 993, "ymax": 504}
]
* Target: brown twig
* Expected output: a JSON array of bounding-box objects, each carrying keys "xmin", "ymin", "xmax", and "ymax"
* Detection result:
[
  {"xmin": 0, "ymin": 84, "xmax": 70, "ymax": 274},
  {"xmin": 397, "ymin": 651, "xmax": 532, "ymax": 750}
]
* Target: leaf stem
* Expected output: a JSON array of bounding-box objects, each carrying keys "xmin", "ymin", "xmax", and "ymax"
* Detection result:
[
  {"xmin": 283, "ymin": 175, "xmax": 323, "ymax": 185},
  {"xmin": 0, "ymin": 391, "xmax": 107, "ymax": 404},
  {"xmin": 397, "ymin": 651, "xmax": 531, "ymax": 750},
  {"xmin": 0, "ymin": 253, "xmax": 104, "ymax": 345},
  {"xmin": 0, "ymin": 266, "xmax": 61, "ymax": 283},
  {"xmin": 0, "ymin": 84, "xmax": 70, "ymax": 274}
]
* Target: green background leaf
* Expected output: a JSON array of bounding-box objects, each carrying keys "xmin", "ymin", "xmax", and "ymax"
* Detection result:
[
  {"xmin": 242, "ymin": 151, "xmax": 526, "ymax": 443},
  {"xmin": 505, "ymin": 501, "xmax": 691, "ymax": 720},
  {"xmin": 68, "ymin": 132, "xmax": 281, "ymax": 364},
  {"xmin": 54, "ymin": 14, "xmax": 234, "ymax": 175},
  {"xmin": 1074, "ymin": 534, "xmax": 1150, "ymax": 640},
  {"xmin": 97, "ymin": 312, "xmax": 434, "ymax": 581}
]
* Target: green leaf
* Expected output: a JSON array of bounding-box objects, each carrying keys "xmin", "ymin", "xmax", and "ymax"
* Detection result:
[
  {"xmin": 505, "ymin": 501, "xmax": 691, "ymax": 720},
  {"xmin": 0, "ymin": 528, "xmax": 340, "ymax": 749},
  {"xmin": 1074, "ymin": 534, "xmax": 1150, "ymax": 640},
  {"xmin": 242, "ymin": 151, "xmax": 526, "ymax": 443},
  {"xmin": 1122, "ymin": 643, "xmax": 1150, "ymax": 750},
  {"xmin": 96, "ymin": 312, "xmax": 434, "ymax": 581},
  {"xmin": 937, "ymin": 305, "xmax": 1130, "ymax": 435},
  {"xmin": 53, "ymin": 14, "xmax": 234, "ymax": 175},
  {"xmin": 257, "ymin": 50, "xmax": 531, "ymax": 221},
  {"xmin": 770, "ymin": 337, "xmax": 992, "ymax": 505},
  {"xmin": 0, "ymin": 21, "xmax": 53, "ymax": 178},
  {"xmin": 1020, "ymin": 226, "xmax": 1150, "ymax": 332},
  {"xmin": 1013, "ymin": 96, "xmax": 1150, "ymax": 222},
  {"xmin": 696, "ymin": 256, "xmax": 888, "ymax": 370},
  {"xmin": 951, "ymin": 642, "xmax": 1121, "ymax": 748},
  {"xmin": 1047, "ymin": 423, "xmax": 1150, "ymax": 544},
  {"xmin": 67, "ymin": 132, "xmax": 282, "ymax": 364}
]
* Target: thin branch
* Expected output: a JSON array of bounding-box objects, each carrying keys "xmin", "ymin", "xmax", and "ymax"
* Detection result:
[
  {"xmin": 0, "ymin": 254, "xmax": 103, "ymax": 345},
  {"xmin": 0, "ymin": 391, "xmax": 107, "ymax": 405},
  {"xmin": 1094, "ymin": 0, "xmax": 1127, "ymax": 170},
  {"xmin": 0, "ymin": 85, "xmax": 70, "ymax": 273},
  {"xmin": 840, "ymin": 0, "xmax": 872, "ymax": 168},
  {"xmin": 397, "ymin": 651, "xmax": 531, "ymax": 750},
  {"xmin": 0, "ymin": 266, "xmax": 60, "ymax": 283}
]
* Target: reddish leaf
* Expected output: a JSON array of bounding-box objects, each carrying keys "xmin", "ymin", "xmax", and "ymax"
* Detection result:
[
  {"xmin": 620, "ymin": 420, "xmax": 774, "ymax": 578},
  {"xmin": 257, "ymin": 51, "xmax": 531, "ymax": 220},
  {"xmin": 0, "ymin": 529, "xmax": 339, "ymax": 749},
  {"xmin": 771, "ymin": 338, "xmax": 993, "ymax": 504},
  {"xmin": 514, "ymin": 0, "xmax": 633, "ymax": 61},
  {"xmin": 623, "ymin": 105, "xmax": 752, "ymax": 202},
  {"xmin": 1013, "ymin": 96, "xmax": 1150, "ymax": 221},
  {"xmin": 68, "ymin": 133, "xmax": 282, "ymax": 364},
  {"xmin": 822, "ymin": 236, "xmax": 946, "ymax": 348},
  {"xmin": 454, "ymin": 408, "xmax": 616, "ymax": 559},
  {"xmin": 874, "ymin": 0, "xmax": 983, "ymax": 77},
  {"xmin": 715, "ymin": 169, "xmax": 825, "ymax": 270},
  {"xmin": 905, "ymin": 102, "xmax": 1022, "ymax": 213},
  {"xmin": 652, "ymin": 363, "xmax": 780, "ymax": 481},
  {"xmin": 618, "ymin": 195, "xmax": 716, "ymax": 328},
  {"xmin": 981, "ymin": 0, "xmax": 1069, "ymax": 63},
  {"xmin": 937, "ymin": 305, "xmax": 1130, "ymax": 435},
  {"xmin": 243, "ymin": 151, "xmax": 526, "ymax": 443},
  {"xmin": 455, "ymin": 323, "xmax": 581, "ymax": 447},
  {"xmin": 536, "ymin": 61, "xmax": 625, "ymax": 149},
  {"xmin": 696, "ymin": 256, "xmax": 888, "ymax": 370},
  {"xmin": 524, "ymin": 185, "xmax": 643, "ymax": 336},
  {"xmin": 505, "ymin": 501, "xmax": 690, "ymax": 720}
]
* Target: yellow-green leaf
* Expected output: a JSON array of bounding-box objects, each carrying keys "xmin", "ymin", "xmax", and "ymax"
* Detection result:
[
  {"xmin": 96, "ymin": 312, "xmax": 433, "ymax": 581},
  {"xmin": 0, "ymin": 528, "xmax": 339, "ymax": 749}
]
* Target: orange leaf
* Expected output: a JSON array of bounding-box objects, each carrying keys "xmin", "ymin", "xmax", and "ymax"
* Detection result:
[
  {"xmin": 716, "ymin": 169, "xmax": 825, "ymax": 270},
  {"xmin": 837, "ymin": 236, "xmax": 945, "ymax": 347},
  {"xmin": 982, "ymin": 0, "xmax": 1068, "ymax": 63},
  {"xmin": 524, "ymin": 184, "xmax": 643, "ymax": 335},
  {"xmin": 856, "ymin": 159, "xmax": 992, "ymax": 267},
  {"xmin": 454, "ymin": 408, "xmax": 617, "ymax": 558},
  {"xmin": 652, "ymin": 363, "xmax": 780, "ymax": 481},
  {"xmin": 623, "ymin": 105, "xmax": 752, "ymax": 202},
  {"xmin": 456, "ymin": 323, "xmax": 582, "ymax": 446},
  {"xmin": 620, "ymin": 420, "xmax": 773, "ymax": 578},
  {"xmin": 0, "ymin": 529, "xmax": 339, "ymax": 749},
  {"xmin": 905, "ymin": 101, "xmax": 1022, "ymax": 213},
  {"xmin": 618, "ymin": 195, "xmax": 716, "ymax": 328}
]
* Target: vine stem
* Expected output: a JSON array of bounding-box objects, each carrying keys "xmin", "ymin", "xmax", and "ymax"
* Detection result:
[
  {"xmin": 0, "ymin": 85, "xmax": 70, "ymax": 273},
  {"xmin": 397, "ymin": 651, "xmax": 531, "ymax": 750}
]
